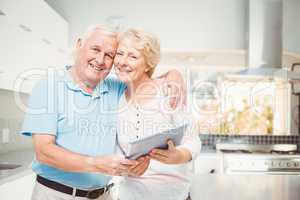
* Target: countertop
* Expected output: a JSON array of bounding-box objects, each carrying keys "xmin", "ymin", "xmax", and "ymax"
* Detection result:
[{"xmin": 0, "ymin": 148, "xmax": 34, "ymax": 185}]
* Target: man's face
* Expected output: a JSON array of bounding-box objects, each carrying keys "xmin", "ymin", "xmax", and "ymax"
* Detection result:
[{"xmin": 74, "ymin": 30, "xmax": 118, "ymax": 85}]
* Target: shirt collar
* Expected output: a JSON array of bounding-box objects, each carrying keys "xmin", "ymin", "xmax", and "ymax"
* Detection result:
[{"xmin": 64, "ymin": 65, "xmax": 109, "ymax": 98}]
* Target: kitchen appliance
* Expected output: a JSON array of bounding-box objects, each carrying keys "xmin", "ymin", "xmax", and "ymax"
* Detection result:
[
  {"xmin": 190, "ymin": 144, "xmax": 300, "ymax": 200},
  {"xmin": 223, "ymin": 152, "xmax": 300, "ymax": 175},
  {"xmin": 217, "ymin": 143, "xmax": 300, "ymax": 174},
  {"xmin": 191, "ymin": 0, "xmax": 300, "ymax": 198},
  {"xmin": 216, "ymin": 143, "xmax": 298, "ymax": 154},
  {"xmin": 214, "ymin": 0, "xmax": 300, "ymax": 135}
]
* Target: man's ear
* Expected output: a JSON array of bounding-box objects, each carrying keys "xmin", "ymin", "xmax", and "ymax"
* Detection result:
[{"xmin": 75, "ymin": 38, "xmax": 83, "ymax": 49}]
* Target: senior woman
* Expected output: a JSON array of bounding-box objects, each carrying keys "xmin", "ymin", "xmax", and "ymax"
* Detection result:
[{"xmin": 113, "ymin": 28, "xmax": 201, "ymax": 200}]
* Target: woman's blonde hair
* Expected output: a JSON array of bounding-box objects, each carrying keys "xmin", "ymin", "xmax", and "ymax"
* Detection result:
[{"xmin": 117, "ymin": 29, "xmax": 160, "ymax": 77}]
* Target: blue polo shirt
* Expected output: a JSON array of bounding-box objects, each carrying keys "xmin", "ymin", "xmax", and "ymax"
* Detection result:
[{"xmin": 21, "ymin": 69, "xmax": 126, "ymax": 189}]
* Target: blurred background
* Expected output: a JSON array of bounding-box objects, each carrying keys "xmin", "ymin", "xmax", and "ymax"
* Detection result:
[{"xmin": 0, "ymin": 0, "xmax": 300, "ymax": 154}]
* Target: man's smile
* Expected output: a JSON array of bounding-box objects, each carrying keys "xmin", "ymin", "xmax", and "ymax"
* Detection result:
[{"xmin": 89, "ymin": 63, "xmax": 106, "ymax": 72}]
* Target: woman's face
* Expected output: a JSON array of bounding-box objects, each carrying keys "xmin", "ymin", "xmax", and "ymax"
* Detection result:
[{"xmin": 114, "ymin": 39, "xmax": 148, "ymax": 83}]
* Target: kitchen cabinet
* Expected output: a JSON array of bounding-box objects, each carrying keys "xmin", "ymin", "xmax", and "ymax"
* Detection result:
[
  {"xmin": 0, "ymin": 172, "xmax": 35, "ymax": 200},
  {"xmin": 190, "ymin": 154, "xmax": 223, "ymax": 200},
  {"xmin": 193, "ymin": 153, "xmax": 222, "ymax": 174},
  {"xmin": 0, "ymin": 16, "xmax": 38, "ymax": 92},
  {"xmin": 0, "ymin": 0, "xmax": 69, "ymax": 93},
  {"xmin": 0, "ymin": 0, "xmax": 68, "ymax": 49}
]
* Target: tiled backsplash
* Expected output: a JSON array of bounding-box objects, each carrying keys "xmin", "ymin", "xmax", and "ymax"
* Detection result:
[{"xmin": 0, "ymin": 89, "xmax": 31, "ymax": 154}]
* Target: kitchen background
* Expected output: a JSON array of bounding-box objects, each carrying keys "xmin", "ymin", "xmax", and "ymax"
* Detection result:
[
  {"xmin": 1, "ymin": 0, "xmax": 300, "ymax": 153},
  {"xmin": 1, "ymin": 0, "xmax": 300, "ymax": 199}
]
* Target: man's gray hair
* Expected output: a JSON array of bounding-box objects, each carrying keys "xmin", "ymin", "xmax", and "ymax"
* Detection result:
[
  {"xmin": 81, "ymin": 24, "xmax": 118, "ymax": 41},
  {"xmin": 70, "ymin": 24, "xmax": 118, "ymax": 64}
]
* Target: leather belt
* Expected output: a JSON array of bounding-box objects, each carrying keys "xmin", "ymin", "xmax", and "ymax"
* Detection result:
[{"xmin": 36, "ymin": 175, "xmax": 113, "ymax": 199}]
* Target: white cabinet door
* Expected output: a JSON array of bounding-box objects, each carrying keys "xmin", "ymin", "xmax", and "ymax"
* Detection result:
[
  {"xmin": 0, "ymin": 0, "xmax": 68, "ymax": 50},
  {"xmin": 0, "ymin": 14, "xmax": 40, "ymax": 92},
  {"xmin": 0, "ymin": 172, "xmax": 36, "ymax": 200},
  {"xmin": 32, "ymin": 0, "xmax": 69, "ymax": 49},
  {"xmin": 193, "ymin": 154, "xmax": 222, "ymax": 174},
  {"xmin": 0, "ymin": 0, "xmax": 69, "ymax": 93}
]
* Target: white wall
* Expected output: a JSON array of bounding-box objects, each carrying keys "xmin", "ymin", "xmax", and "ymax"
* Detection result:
[
  {"xmin": 45, "ymin": 0, "xmax": 300, "ymax": 53},
  {"xmin": 45, "ymin": 0, "xmax": 248, "ymax": 50},
  {"xmin": 283, "ymin": 0, "xmax": 300, "ymax": 53},
  {"xmin": 0, "ymin": 90, "xmax": 31, "ymax": 154}
]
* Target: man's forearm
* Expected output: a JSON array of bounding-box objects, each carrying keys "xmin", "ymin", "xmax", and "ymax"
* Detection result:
[
  {"xmin": 35, "ymin": 142, "xmax": 97, "ymax": 173},
  {"xmin": 33, "ymin": 134, "xmax": 137, "ymax": 176}
]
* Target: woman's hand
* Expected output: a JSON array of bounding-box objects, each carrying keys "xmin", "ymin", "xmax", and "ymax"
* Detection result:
[
  {"xmin": 149, "ymin": 140, "xmax": 191, "ymax": 164},
  {"xmin": 127, "ymin": 156, "xmax": 150, "ymax": 177},
  {"xmin": 157, "ymin": 69, "xmax": 186, "ymax": 109},
  {"xmin": 164, "ymin": 69, "xmax": 187, "ymax": 109}
]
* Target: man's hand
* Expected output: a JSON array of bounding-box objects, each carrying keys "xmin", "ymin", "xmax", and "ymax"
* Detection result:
[
  {"xmin": 91, "ymin": 155, "xmax": 139, "ymax": 176},
  {"xmin": 158, "ymin": 69, "xmax": 187, "ymax": 109},
  {"xmin": 127, "ymin": 156, "xmax": 150, "ymax": 177},
  {"xmin": 33, "ymin": 134, "xmax": 138, "ymax": 174},
  {"xmin": 149, "ymin": 140, "xmax": 191, "ymax": 164}
]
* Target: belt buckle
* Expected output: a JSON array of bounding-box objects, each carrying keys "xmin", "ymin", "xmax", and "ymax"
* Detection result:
[{"xmin": 86, "ymin": 188, "xmax": 104, "ymax": 199}]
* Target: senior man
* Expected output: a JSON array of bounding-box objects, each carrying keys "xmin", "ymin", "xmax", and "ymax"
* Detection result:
[{"xmin": 21, "ymin": 25, "xmax": 186, "ymax": 200}]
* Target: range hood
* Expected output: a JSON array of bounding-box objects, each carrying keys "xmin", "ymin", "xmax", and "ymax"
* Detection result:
[
  {"xmin": 235, "ymin": 0, "xmax": 300, "ymax": 80},
  {"xmin": 237, "ymin": 66, "xmax": 300, "ymax": 80}
]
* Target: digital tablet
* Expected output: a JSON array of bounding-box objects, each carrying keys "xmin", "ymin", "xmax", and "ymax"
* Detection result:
[{"xmin": 120, "ymin": 124, "xmax": 188, "ymax": 160}]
